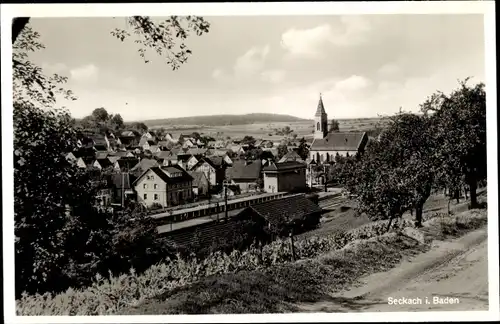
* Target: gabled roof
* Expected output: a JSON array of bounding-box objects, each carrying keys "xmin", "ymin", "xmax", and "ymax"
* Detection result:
[
  {"xmin": 206, "ymin": 156, "xmax": 224, "ymax": 167},
  {"xmin": 95, "ymin": 158, "xmax": 113, "ymax": 169},
  {"xmin": 95, "ymin": 151, "xmax": 109, "ymax": 159},
  {"xmin": 177, "ymin": 154, "xmax": 192, "ymax": 162},
  {"xmin": 262, "ymin": 161, "xmax": 306, "ymax": 172},
  {"xmin": 130, "ymin": 158, "xmax": 159, "ymax": 172},
  {"xmin": 155, "ymin": 150, "xmax": 174, "ymax": 159},
  {"xmin": 111, "ymin": 172, "xmax": 136, "ymax": 189},
  {"xmin": 310, "ymin": 132, "xmax": 368, "ymax": 151},
  {"xmin": 247, "ymin": 194, "xmax": 322, "ymax": 226},
  {"xmin": 278, "ymin": 150, "xmax": 303, "ymax": 163},
  {"xmin": 186, "ymin": 148, "xmax": 208, "ymax": 156},
  {"xmin": 115, "ymin": 157, "xmax": 140, "ymax": 170},
  {"xmin": 132, "ymin": 165, "xmax": 193, "ymax": 186},
  {"xmin": 187, "ymin": 171, "xmax": 208, "ymax": 187},
  {"xmin": 226, "ymin": 160, "xmax": 262, "ymax": 181}
]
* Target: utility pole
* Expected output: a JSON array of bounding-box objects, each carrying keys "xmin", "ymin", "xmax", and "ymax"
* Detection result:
[
  {"xmin": 324, "ymin": 164, "xmax": 327, "ymax": 192},
  {"xmin": 223, "ymin": 180, "xmax": 228, "ymax": 221},
  {"xmin": 121, "ymin": 168, "xmax": 125, "ymax": 208}
]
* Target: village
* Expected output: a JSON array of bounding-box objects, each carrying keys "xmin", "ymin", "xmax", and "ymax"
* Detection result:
[
  {"xmin": 9, "ymin": 9, "xmax": 493, "ymax": 318},
  {"xmin": 63, "ymin": 95, "xmax": 370, "ymax": 250}
]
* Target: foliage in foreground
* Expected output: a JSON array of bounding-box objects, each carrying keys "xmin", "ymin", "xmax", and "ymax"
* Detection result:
[{"xmin": 18, "ymin": 208, "xmax": 486, "ymax": 315}]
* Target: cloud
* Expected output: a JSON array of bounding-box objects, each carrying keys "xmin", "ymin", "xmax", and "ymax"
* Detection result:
[
  {"xmin": 41, "ymin": 62, "xmax": 67, "ymax": 73},
  {"xmin": 377, "ymin": 62, "xmax": 402, "ymax": 77},
  {"xmin": 281, "ymin": 16, "xmax": 372, "ymax": 59},
  {"xmin": 120, "ymin": 76, "xmax": 137, "ymax": 89},
  {"xmin": 70, "ymin": 64, "xmax": 98, "ymax": 82},
  {"xmin": 211, "ymin": 68, "xmax": 227, "ymax": 81},
  {"xmin": 261, "ymin": 69, "xmax": 286, "ymax": 84},
  {"xmin": 334, "ymin": 75, "xmax": 372, "ymax": 92},
  {"xmin": 233, "ymin": 45, "xmax": 270, "ymax": 78}
]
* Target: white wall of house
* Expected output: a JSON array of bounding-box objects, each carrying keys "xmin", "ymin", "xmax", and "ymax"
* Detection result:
[
  {"xmin": 134, "ymin": 170, "xmax": 168, "ymax": 207},
  {"xmin": 193, "ymin": 162, "xmax": 217, "ymax": 186}
]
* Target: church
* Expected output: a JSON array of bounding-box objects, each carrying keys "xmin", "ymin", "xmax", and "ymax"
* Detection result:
[{"xmin": 309, "ymin": 95, "xmax": 369, "ymax": 164}]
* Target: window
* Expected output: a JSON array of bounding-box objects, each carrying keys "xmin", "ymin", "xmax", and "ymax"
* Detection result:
[
  {"xmin": 154, "ymin": 184, "xmax": 158, "ymax": 189},
  {"xmin": 316, "ymin": 122, "xmax": 320, "ymax": 131},
  {"xmin": 143, "ymin": 184, "xmax": 148, "ymax": 189},
  {"xmin": 151, "ymin": 175, "xmax": 154, "ymax": 180},
  {"xmin": 143, "ymin": 194, "xmax": 147, "ymax": 200},
  {"xmin": 154, "ymin": 194, "xmax": 159, "ymax": 200}
]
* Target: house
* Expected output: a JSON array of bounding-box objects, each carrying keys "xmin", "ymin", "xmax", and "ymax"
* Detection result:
[
  {"xmin": 309, "ymin": 95, "xmax": 368, "ymax": 163},
  {"xmin": 165, "ymin": 133, "xmax": 179, "ymax": 143},
  {"xmin": 76, "ymin": 157, "xmax": 94, "ymax": 169},
  {"xmin": 262, "ymin": 147, "xmax": 279, "ymax": 159},
  {"xmin": 130, "ymin": 158, "xmax": 160, "ymax": 176},
  {"xmin": 226, "ymin": 159, "xmax": 262, "ymax": 193},
  {"xmin": 176, "ymin": 154, "xmax": 193, "ymax": 170},
  {"xmin": 186, "ymin": 148, "xmax": 208, "ymax": 156},
  {"xmin": 214, "ymin": 140, "xmax": 226, "ymax": 148},
  {"xmin": 215, "ymin": 184, "xmax": 241, "ymax": 198},
  {"xmin": 262, "ymin": 161, "xmax": 307, "ymax": 193},
  {"xmin": 90, "ymin": 134, "xmax": 111, "ymax": 151},
  {"xmin": 278, "ymin": 150, "xmax": 304, "ymax": 163},
  {"xmin": 110, "ymin": 151, "xmax": 135, "ymax": 158},
  {"xmin": 186, "ymin": 154, "xmax": 203, "ymax": 171},
  {"xmin": 228, "ymin": 145, "xmax": 245, "ymax": 156},
  {"xmin": 110, "ymin": 172, "xmax": 137, "ymax": 206},
  {"xmin": 191, "ymin": 157, "xmax": 226, "ymax": 187},
  {"xmin": 208, "ymin": 152, "xmax": 233, "ymax": 166},
  {"xmin": 237, "ymin": 194, "xmax": 323, "ymax": 236},
  {"xmin": 182, "ymin": 138, "xmax": 196, "ymax": 149},
  {"xmin": 93, "ymin": 158, "xmax": 114, "ymax": 170},
  {"xmin": 118, "ymin": 131, "xmax": 140, "ymax": 148},
  {"xmin": 65, "ymin": 152, "xmax": 78, "ymax": 163},
  {"xmin": 158, "ymin": 140, "xmax": 173, "ymax": 150},
  {"xmin": 133, "ymin": 165, "xmax": 194, "ymax": 208},
  {"xmin": 206, "ymin": 141, "xmax": 216, "ymax": 148},
  {"xmin": 149, "ymin": 145, "xmax": 161, "ymax": 154},
  {"xmin": 140, "ymin": 137, "xmax": 158, "ymax": 151},
  {"xmin": 187, "ymin": 171, "xmax": 210, "ymax": 198},
  {"xmin": 95, "ymin": 151, "xmax": 110, "ymax": 160},
  {"xmin": 114, "ymin": 157, "xmax": 140, "ymax": 172}
]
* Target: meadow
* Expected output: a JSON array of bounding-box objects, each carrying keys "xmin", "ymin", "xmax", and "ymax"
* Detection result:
[{"xmin": 149, "ymin": 117, "xmax": 385, "ymax": 141}]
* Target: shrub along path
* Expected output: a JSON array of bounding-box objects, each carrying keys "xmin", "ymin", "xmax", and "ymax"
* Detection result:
[{"xmin": 123, "ymin": 205, "xmax": 488, "ymax": 314}]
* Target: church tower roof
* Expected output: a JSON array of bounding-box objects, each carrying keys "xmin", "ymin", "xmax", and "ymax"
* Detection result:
[{"xmin": 315, "ymin": 94, "xmax": 327, "ymax": 116}]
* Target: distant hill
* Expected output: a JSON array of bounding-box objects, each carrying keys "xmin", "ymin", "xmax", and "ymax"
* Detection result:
[{"xmin": 142, "ymin": 113, "xmax": 310, "ymax": 127}]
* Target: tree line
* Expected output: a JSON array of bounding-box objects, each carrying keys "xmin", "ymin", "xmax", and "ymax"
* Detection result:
[{"xmin": 330, "ymin": 78, "xmax": 486, "ymax": 230}]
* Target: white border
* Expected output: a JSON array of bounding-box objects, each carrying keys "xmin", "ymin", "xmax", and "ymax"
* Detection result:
[{"xmin": 2, "ymin": 1, "xmax": 498, "ymax": 323}]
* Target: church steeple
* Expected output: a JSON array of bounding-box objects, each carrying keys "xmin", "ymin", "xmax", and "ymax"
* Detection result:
[
  {"xmin": 315, "ymin": 93, "xmax": 327, "ymax": 116},
  {"xmin": 314, "ymin": 93, "xmax": 328, "ymax": 139}
]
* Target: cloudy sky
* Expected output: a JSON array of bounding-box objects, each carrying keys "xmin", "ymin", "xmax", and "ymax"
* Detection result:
[{"xmin": 27, "ymin": 14, "xmax": 485, "ymax": 121}]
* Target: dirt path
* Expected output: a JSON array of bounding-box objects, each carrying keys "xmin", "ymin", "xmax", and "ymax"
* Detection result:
[{"xmin": 298, "ymin": 227, "xmax": 489, "ymax": 312}]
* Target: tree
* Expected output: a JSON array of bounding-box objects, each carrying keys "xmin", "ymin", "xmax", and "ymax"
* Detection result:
[
  {"xmin": 14, "ymin": 102, "xmax": 97, "ymax": 295},
  {"xmin": 297, "ymin": 137, "xmax": 309, "ymax": 160},
  {"xmin": 129, "ymin": 122, "xmax": 149, "ymax": 134},
  {"xmin": 12, "ymin": 14, "xmax": 209, "ymax": 296},
  {"xmin": 338, "ymin": 113, "xmax": 435, "ymax": 229},
  {"xmin": 423, "ymin": 79, "xmax": 486, "ymax": 208},
  {"xmin": 242, "ymin": 135, "xmax": 256, "ymax": 146},
  {"xmin": 329, "ymin": 119, "xmax": 340, "ymax": 132},
  {"xmin": 109, "ymin": 113, "xmax": 125, "ymax": 132},
  {"xmin": 277, "ymin": 144, "xmax": 289, "ymax": 160},
  {"xmin": 91, "ymin": 107, "xmax": 110, "ymax": 123}
]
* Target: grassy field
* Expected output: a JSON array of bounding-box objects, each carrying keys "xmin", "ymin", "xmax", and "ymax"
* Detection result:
[{"xmin": 149, "ymin": 118, "xmax": 386, "ymax": 141}]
